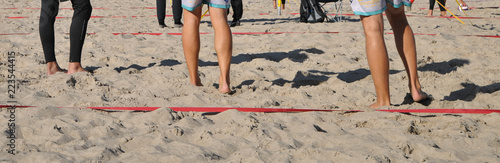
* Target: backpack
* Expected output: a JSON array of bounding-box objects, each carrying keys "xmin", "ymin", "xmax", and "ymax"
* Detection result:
[{"xmin": 299, "ymin": 0, "xmax": 325, "ymax": 23}]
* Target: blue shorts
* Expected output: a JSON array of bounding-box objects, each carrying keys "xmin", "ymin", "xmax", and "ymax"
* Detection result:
[
  {"xmin": 350, "ymin": 0, "xmax": 412, "ymax": 16},
  {"xmin": 182, "ymin": 0, "xmax": 230, "ymax": 11}
]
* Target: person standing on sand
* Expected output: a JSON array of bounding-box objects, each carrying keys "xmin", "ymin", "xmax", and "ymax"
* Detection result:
[
  {"xmin": 350, "ymin": 0, "xmax": 428, "ymax": 108},
  {"xmin": 181, "ymin": 0, "xmax": 233, "ymax": 93},
  {"xmin": 227, "ymin": 0, "xmax": 243, "ymax": 27},
  {"xmin": 156, "ymin": 0, "xmax": 184, "ymax": 28},
  {"xmin": 39, "ymin": 0, "xmax": 92, "ymax": 75},
  {"xmin": 273, "ymin": 0, "xmax": 285, "ymax": 10},
  {"xmin": 427, "ymin": 0, "xmax": 447, "ymax": 16}
]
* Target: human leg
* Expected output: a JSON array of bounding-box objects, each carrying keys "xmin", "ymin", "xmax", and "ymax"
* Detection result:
[
  {"xmin": 209, "ymin": 6, "xmax": 232, "ymax": 93},
  {"xmin": 182, "ymin": 7, "xmax": 203, "ymax": 86},
  {"xmin": 228, "ymin": 0, "xmax": 242, "ymax": 27},
  {"xmin": 385, "ymin": 5, "xmax": 427, "ymax": 102},
  {"xmin": 231, "ymin": 0, "xmax": 243, "ymax": 21},
  {"xmin": 40, "ymin": 0, "xmax": 64, "ymax": 75},
  {"xmin": 172, "ymin": 0, "xmax": 183, "ymax": 25},
  {"xmin": 437, "ymin": 0, "xmax": 447, "ymax": 16},
  {"xmin": 157, "ymin": 0, "xmax": 167, "ymax": 27},
  {"xmin": 427, "ymin": 0, "xmax": 435, "ymax": 16},
  {"xmin": 360, "ymin": 14, "xmax": 391, "ymax": 108},
  {"xmin": 68, "ymin": 0, "xmax": 92, "ymax": 74}
]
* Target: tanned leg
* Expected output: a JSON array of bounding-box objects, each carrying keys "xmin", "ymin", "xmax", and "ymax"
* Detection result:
[
  {"xmin": 360, "ymin": 14, "xmax": 391, "ymax": 108},
  {"xmin": 208, "ymin": 7, "xmax": 232, "ymax": 93},
  {"xmin": 182, "ymin": 7, "xmax": 203, "ymax": 86},
  {"xmin": 385, "ymin": 5, "xmax": 427, "ymax": 102}
]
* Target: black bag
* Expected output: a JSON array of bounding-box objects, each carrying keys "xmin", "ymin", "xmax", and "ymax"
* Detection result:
[{"xmin": 300, "ymin": 0, "xmax": 325, "ymax": 23}]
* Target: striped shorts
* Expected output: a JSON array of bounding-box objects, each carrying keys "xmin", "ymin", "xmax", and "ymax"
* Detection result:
[
  {"xmin": 350, "ymin": 0, "xmax": 412, "ymax": 16},
  {"xmin": 182, "ymin": 0, "xmax": 230, "ymax": 11}
]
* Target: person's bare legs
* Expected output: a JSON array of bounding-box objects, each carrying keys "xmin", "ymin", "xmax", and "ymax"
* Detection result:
[
  {"xmin": 385, "ymin": 5, "xmax": 427, "ymax": 102},
  {"xmin": 273, "ymin": 0, "xmax": 284, "ymax": 10},
  {"xmin": 67, "ymin": 62, "xmax": 87, "ymax": 74},
  {"xmin": 360, "ymin": 14, "xmax": 391, "ymax": 108},
  {"xmin": 182, "ymin": 7, "xmax": 203, "ymax": 86},
  {"xmin": 47, "ymin": 61, "xmax": 66, "ymax": 75},
  {"xmin": 209, "ymin": 7, "xmax": 232, "ymax": 93}
]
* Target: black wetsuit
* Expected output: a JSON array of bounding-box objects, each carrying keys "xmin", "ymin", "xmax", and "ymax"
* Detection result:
[
  {"xmin": 228, "ymin": 0, "xmax": 243, "ymax": 22},
  {"xmin": 156, "ymin": 0, "xmax": 183, "ymax": 25},
  {"xmin": 429, "ymin": 0, "xmax": 446, "ymax": 12},
  {"xmin": 39, "ymin": 0, "xmax": 92, "ymax": 63}
]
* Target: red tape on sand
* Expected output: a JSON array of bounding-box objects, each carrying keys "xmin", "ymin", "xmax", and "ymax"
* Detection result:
[
  {"xmin": 2, "ymin": 105, "xmax": 499, "ymax": 114},
  {"xmin": 3, "ymin": 32, "xmax": 498, "ymax": 38},
  {"xmin": 89, "ymin": 106, "xmax": 351, "ymax": 112},
  {"xmin": 377, "ymin": 109, "xmax": 500, "ymax": 114},
  {"xmin": 0, "ymin": 105, "xmax": 34, "ymax": 108},
  {"xmin": 0, "ymin": 105, "xmax": 353, "ymax": 112}
]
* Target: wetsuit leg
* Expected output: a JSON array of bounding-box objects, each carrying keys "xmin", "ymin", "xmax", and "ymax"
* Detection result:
[
  {"xmin": 231, "ymin": 0, "xmax": 243, "ymax": 21},
  {"xmin": 39, "ymin": 0, "xmax": 59, "ymax": 62},
  {"xmin": 157, "ymin": 0, "xmax": 166, "ymax": 25},
  {"xmin": 69, "ymin": 0, "xmax": 92, "ymax": 62},
  {"xmin": 172, "ymin": 0, "xmax": 183, "ymax": 24},
  {"xmin": 437, "ymin": 0, "xmax": 446, "ymax": 11}
]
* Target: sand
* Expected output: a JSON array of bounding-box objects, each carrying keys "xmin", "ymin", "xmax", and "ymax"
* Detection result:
[{"xmin": 1, "ymin": 0, "xmax": 499, "ymax": 161}]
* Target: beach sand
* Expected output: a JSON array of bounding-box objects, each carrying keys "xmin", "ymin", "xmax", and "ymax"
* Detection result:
[{"xmin": 1, "ymin": 0, "xmax": 499, "ymax": 161}]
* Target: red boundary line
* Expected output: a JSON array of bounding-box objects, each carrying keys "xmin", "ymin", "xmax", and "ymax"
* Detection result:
[
  {"xmin": 4, "ymin": 13, "xmax": 499, "ymax": 20},
  {"xmin": 417, "ymin": 6, "xmax": 500, "ymax": 10},
  {"xmin": 1, "ymin": 7, "xmax": 110, "ymax": 10},
  {"xmin": 1, "ymin": 7, "xmax": 160, "ymax": 10},
  {"xmin": 377, "ymin": 109, "xmax": 500, "ymax": 114},
  {"xmin": 1, "ymin": 32, "xmax": 497, "ymax": 38},
  {"xmin": 5, "ymin": 15, "xmax": 171, "ymax": 19},
  {"xmin": 90, "ymin": 106, "xmax": 354, "ymax": 112},
  {"xmin": 1, "ymin": 105, "xmax": 499, "ymax": 114},
  {"xmin": 0, "ymin": 105, "xmax": 356, "ymax": 113},
  {"xmin": 288, "ymin": 13, "xmax": 500, "ymax": 19}
]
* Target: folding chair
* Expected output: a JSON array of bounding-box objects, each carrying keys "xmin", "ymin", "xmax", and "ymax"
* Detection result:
[{"xmin": 316, "ymin": 0, "xmax": 343, "ymax": 22}]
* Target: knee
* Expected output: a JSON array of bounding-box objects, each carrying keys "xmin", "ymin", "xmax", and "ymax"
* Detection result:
[
  {"xmin": 40, "ymin": 6, "xmax": 58, "ymax": 26},
  {"xmin": 82, "ymin": 3, "xmax": 93, "ymax": 16},
  {"xmin": 41, "ymin": 1, "xmax": 59, "ymax": 18},
  {"xmin": 362, "ymin": 21, "xmax": 383, "ymax": 34},
  {"xmin": 73, "ymin": 1, "xmax": 93, "ymax": 17}
]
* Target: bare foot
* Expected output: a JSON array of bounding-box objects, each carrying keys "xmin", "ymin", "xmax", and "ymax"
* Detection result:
[
  {"xmin": 411, "ymin": 90, "xmax": 428, "ymax": 102},
  {"xmin": 218, "ymin": 77, "xmax": 231, "ymax": 94},
  {"xmin": 439, "ymin": 11, "xmax": 447, "ymax": 17},
  {"xmin": 190, "ymin": 76, "xmax": 203, "ymax": 86},
  {"xmin": 67, "ymin": 62, "xmax": 88, "ymax": 74},
  {"xmin": 369, "ymin": 101, "xmax": 391, "ymax": 109},
  {"xmin": 426, "ymin": 10, "xmax": 433, "ymax": 16},
  {"xmin": 282, "ymin": 3, "xmax": 285, "ymax": 10},
  {"xmin": 273, "ymin": 1, "xmax": 277, "ymax": 9},
  {"xmin": 47, "ymin": 61, "xmax": 66, "ymax": 75}
]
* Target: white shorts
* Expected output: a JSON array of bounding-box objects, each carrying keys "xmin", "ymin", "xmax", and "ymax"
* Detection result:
[{"xmin": 350, "ymin": 0, "xmax": 412, "ymax": 16}]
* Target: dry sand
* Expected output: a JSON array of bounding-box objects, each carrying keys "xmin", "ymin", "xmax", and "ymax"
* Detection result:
[{"xmin": 1, "ymin": 0, "xmax": 499, "ymax": 162}]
